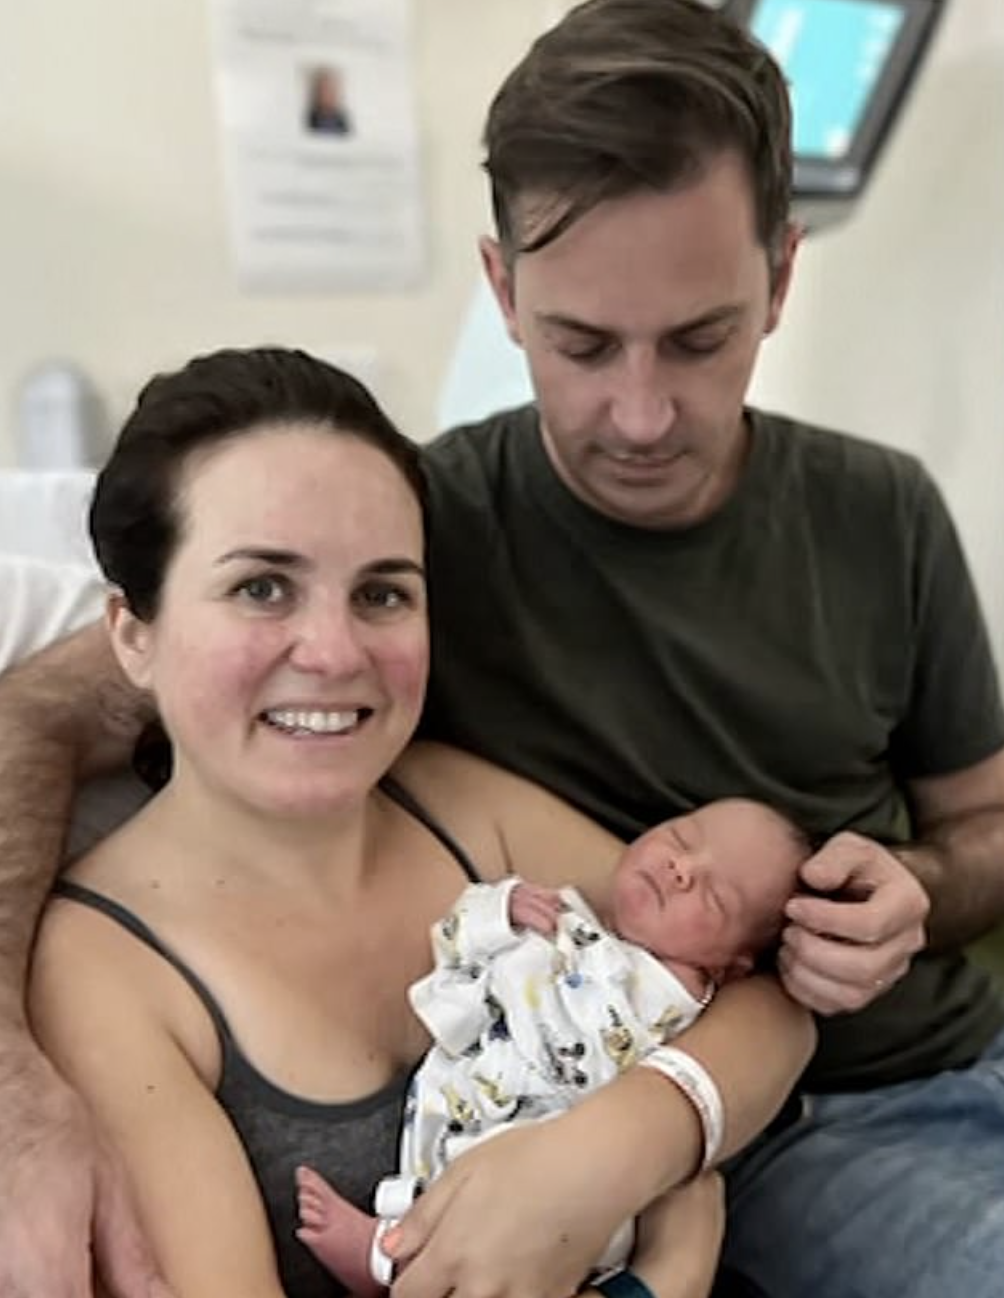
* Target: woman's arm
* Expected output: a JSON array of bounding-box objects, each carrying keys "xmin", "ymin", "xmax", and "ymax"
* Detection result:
[
  {"xmin": 385, "ymin": 744, "xmax": 815, "ymax": 1298},
  {"xmin": 29, "ymin": 900, "xmax": 288, "ymax": 1298},
  {"xmin": 387, "ymin": 977, "xmax": 811, "ymax": 1298}
]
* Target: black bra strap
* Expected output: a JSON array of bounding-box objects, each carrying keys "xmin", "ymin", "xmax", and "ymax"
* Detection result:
[
  {"xmin": 379, "ymin": 774, "xmax": 481, "ymax": 883},
  {"xmin": 52, "ymin": 879, "xmax": 232, "ymax": 1043}
]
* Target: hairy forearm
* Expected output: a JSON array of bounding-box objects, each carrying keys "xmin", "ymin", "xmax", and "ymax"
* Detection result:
[
  {"xmin": 0, "ymin": 622, "xmax": 152, "ymax": 1025},
  {"xmin": 897, "ymin": 806, "xmax": 1004, "ymax": 950}
]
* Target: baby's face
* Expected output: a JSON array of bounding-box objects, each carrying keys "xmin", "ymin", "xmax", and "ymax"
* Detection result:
[{"xmin": 611, "ymin": 800, "xmax": 805, "ymax": 974}]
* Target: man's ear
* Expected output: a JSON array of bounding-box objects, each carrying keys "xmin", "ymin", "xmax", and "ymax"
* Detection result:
[
  {"xmin": 764, "ymin": 221, "xmax": 803, "ymax": 336},
  {"xmin": 479, "ymin": 235, "xmax": 523, "ymax": 348},
  {"xmin": 106, "ymin": 591, "xmax": 155, "ymax": 691}
]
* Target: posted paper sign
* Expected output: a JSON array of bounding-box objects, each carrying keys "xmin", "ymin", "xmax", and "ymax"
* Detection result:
[{"xmin": 211, "ymin": 0, "xmax": 426, "ymax": 292}]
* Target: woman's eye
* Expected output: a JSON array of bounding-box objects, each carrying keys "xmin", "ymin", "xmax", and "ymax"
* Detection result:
[
  {"xmin": 234, "ymin": 574, "xmax": 290, "ymax": 606},
  {"xmin": 353, "ymin": 581, "xmax": 413, "ymax": 613}
]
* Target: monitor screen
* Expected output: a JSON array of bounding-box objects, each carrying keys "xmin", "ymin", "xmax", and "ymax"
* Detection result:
[
  {"xmin": 751, "ymin": 0, "xmax": 906, "ymax": 160},
  {"xmin": 744, "ymin": 0, "xmax": 942, "ymax": 223}
]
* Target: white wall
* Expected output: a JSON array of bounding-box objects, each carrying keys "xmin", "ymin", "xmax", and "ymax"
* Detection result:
[
  {"xmin": 0, "ymin": 1, "xmax": 548, "ymax": 459},
  {"xmin": 751, "ymin": 0, "xmax": 1004, "ymax": 661}
]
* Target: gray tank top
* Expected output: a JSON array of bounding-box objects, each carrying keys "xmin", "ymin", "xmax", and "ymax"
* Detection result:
[{"xmin": 54, "ymin": 777, "xmax": 481, "ymax": 1297}]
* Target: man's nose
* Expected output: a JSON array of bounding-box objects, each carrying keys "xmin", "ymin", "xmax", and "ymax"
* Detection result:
[{"xmin": 610, "ymin": 356, "xmax": 677, "ymax": 447}]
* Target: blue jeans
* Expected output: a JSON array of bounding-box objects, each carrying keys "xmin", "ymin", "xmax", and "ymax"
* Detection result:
[{"xmin": 720, "ymin": 1023, "xmax": 1004, "ymax": 1298}]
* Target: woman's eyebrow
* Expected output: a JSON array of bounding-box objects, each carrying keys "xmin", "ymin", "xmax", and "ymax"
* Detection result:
[
  {"xmin": 361, "ymin": 558, "xmax": 427, "ymax": 580},
  {"xmin": 215, "ymin": 547, "xmax": 304, "ymax": 567}
]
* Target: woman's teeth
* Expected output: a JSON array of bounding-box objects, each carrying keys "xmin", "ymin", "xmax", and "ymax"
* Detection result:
[{"xmin": 262, "ymin": 708, "xmax": 363, "ymax": 735}]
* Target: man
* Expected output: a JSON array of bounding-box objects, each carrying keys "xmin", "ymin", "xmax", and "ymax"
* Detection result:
[
  {"xmin": 404, "ymin": 2, "xmax": 1004, "ymax": 1294},
  {"xmin": 0, "ymin": 1, "xmax": 998, "ymax": 1295}
]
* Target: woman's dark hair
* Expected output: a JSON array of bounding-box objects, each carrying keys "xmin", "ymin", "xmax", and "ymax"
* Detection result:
[
  {"xmin": 89, "ymin": 346, "xmax": 425, "ymax": 621},
  {"xmin": 484, "ymin": 0, "xmax": 792, "ymax": 274}
]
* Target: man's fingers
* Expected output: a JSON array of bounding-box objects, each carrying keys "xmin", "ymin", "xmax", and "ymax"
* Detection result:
[
  {"xmin": 778, "ymin": 949, "xmax": 875, "ymax": 1015},
  {"xmin": 781, "ymin": 923, "xmax": 884, "ymax": 980},
  {"xmin": 92, "ymin": 1149, "xmax": 173, "ymax": 1298},
  {"xmin": 778, "ymin": 928, "xmax": 913, "ymax": 1014}
]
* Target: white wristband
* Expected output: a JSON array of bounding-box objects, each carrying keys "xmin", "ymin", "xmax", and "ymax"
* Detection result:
[{"xmin": 639, "ymin": 1046, "xmax": 724, "ymax": 1171}]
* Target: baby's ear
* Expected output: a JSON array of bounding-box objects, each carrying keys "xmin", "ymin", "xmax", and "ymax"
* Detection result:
[
  {"xmin": 106, "ymin": 590, "xmax": 155, "ymax": 691},
  {"xmin": 720, "ymin": 952, "xmax": 755, "ymax": 984}
]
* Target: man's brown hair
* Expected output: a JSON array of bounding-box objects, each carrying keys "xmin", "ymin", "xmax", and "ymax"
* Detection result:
[{"xmin": 483, "ymin": 0, "xmax": 792, "ymax": 272}]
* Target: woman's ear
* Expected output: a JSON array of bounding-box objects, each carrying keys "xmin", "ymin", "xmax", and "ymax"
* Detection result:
[{"xmin": 106, "ymin": 591, "xmax": 155, "ymax": 691}]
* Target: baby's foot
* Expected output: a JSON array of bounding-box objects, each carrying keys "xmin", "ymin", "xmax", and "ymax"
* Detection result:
[{"xmin": 295, "ymin": 1164, "xmax": 384, "ymax": 1296}]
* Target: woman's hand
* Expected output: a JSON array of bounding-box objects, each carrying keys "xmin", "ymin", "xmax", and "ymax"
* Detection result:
[
  {"xmin": 386, "ymin": 1065, "xmax": 702, "ymax": 1298},
  {"xmin": 386, "ymin": 1120, "xmax": 634, "ymax": 1298}
]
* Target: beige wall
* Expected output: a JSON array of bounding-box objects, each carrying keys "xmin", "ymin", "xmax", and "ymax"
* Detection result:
[
  {"xmin": 751, "ymin": 0, "xmax": 1004, "ymax": 662},
  {"xmin": 0, "ymin": 1, "xmax": 548, "ymax": 458},
  {"xmin": 2, "ymin": 0, "xmax": 1001, "ymax": 654}
]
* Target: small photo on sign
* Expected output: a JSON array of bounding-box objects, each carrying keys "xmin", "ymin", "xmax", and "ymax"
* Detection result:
[{"xmin": 302, "ymin": 64, "xmax": 353, "ymax": 137}]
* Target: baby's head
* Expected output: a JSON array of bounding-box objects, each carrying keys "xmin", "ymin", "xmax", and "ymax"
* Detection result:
[{"xmin": 612, "ymin": 799, "xmax": 809, "ymax": 985}]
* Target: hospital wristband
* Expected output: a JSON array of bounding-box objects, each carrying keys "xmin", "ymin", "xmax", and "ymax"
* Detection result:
[
  {"xmin": 592, "ymin": 1269, "xmax": 656, "ymax": 1298},
  {"xmin": 639, "ymin": 1046, "xmax": 724, "ymax": 1171}
]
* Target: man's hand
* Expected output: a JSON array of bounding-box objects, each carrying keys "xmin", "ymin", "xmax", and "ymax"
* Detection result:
[
  {"xmin": 778, "ymin": 831, "xmax": 929, "ymax": 1015},
  {"xmin": 0, "ymin": 1037, "xmax": 171, "ymax": 1297}
]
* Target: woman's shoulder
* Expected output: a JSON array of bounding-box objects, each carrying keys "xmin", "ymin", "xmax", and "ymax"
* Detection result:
[
  {"xmin": 391, "ymin": 740, "xmax": 575, "ymax": 829},
  {"xmin": 391, "ymin": 742, "xmax": 623, "ymax": 898},
  {"xmin": 392, "ymin": 739, "xmax": 520, "ymax": 791}
]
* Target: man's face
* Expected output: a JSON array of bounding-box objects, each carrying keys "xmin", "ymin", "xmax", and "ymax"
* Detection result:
[{"xmin": 482, "ymin": 152, "xmax": 797, "ymax": 530}]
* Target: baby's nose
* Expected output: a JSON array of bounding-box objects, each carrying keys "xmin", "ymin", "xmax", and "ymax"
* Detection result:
[{"xmin": 666, "ymin": 857, "xmax": 693, "ymax": 890}]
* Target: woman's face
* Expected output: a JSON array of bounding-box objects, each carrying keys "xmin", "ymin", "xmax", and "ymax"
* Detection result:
[{"xmin": 111, "ymin": 425, "xmax": 428, "ymax": 820}]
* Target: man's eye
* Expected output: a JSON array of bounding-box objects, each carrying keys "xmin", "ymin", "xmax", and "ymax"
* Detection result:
[
  {"xmin": 675, "ymin": 332, "xmax": 731, "ymax": 358},
  {"xmin": 562, "ymin": 341, "xmax": 614, "ymax": 366},
  {"xmin": 234, "ymin": 574, "xmax": 290, "ymax": 605}
]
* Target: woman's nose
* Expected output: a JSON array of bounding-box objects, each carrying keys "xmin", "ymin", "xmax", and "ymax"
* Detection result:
[{"xmin": 288, "ymin": 602, "xmax": 369, "ymax": 675}]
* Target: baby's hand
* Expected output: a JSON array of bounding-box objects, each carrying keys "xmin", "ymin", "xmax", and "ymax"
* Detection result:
[{"xmin": 508, "ymin": 882, "xmax": 565, "ymax": 935}]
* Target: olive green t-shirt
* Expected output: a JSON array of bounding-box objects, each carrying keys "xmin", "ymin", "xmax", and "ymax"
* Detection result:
[{"xmin": 421, "ymin": 404, "xmax": 1004, "ymax": 1091}]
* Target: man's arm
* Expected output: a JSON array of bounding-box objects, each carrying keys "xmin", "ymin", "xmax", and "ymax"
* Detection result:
[
  {"xmin": 898, "ymin": 749, "xmax": 1004, "ymax": 950},
  {"xmin": 0, "ymin": 619, "xmax": 151, "ymax": 1006},
  {"xmin": 0, "ymin": 618, "xmax": 160, "ymax": 1297},
  {"xmin": 778, "ymin": 750, "xmax": 1004, "ymax": 1014}
]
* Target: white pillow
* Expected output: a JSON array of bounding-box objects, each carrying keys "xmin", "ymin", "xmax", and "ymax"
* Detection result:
[
  {"xmin": 0, "ymin": 470, "xmax": 97, "ymax": 567},
  {"xmin": 0, "ymin": 554, "xmax": 150, "ymax": 859},
  {"xmin": 0, "ymin": 555, "xmax": 104, "ymax": 672}
]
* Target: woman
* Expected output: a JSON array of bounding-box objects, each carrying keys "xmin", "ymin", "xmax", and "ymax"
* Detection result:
[{"xmin": 28, "ymin": 348, "xmax": 812, "ymax": 1298}]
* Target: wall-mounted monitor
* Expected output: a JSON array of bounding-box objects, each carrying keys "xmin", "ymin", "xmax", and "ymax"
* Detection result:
[{"xmin": 735, "ymin": 0, "xmax": 946, "ymax": 230}]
